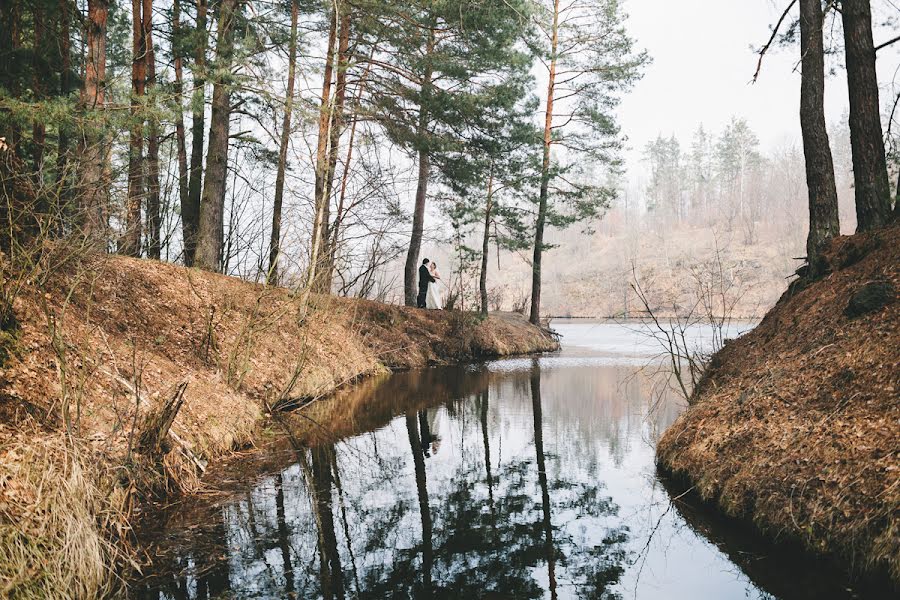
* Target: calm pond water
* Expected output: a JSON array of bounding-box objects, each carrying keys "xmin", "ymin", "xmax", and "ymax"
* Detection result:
[{"xmin": 136, "ymin": 320, "xmax": 879, "ymax": 600}]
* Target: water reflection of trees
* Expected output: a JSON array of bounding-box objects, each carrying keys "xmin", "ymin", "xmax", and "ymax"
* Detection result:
[{"xmin": 140, "ymin": 363, "xmax": 637, "ymax": 599}]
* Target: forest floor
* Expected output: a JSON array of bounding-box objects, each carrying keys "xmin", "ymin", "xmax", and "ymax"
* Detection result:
[
  {"xmin": 657, "ymin": 223, "xmax": 899, "ymax": 587},
  {"xmin": 0, "ymin": 254, "xmax": 557, "ymax": 599}
]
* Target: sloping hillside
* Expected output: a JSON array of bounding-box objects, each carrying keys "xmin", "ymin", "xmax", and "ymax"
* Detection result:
[
  {"xmin": 0, "ymin": 253, "xmax": 557, "ymax": 598},
  {"xmin": 657, "ymin": 224, "xmax": 899, "ymax": 584}
]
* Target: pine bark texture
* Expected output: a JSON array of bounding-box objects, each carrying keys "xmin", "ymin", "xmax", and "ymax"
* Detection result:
[
  {"xmin": 195, "ymin": 0, "xmax": 239, "ymax": 272},
  {"xmin": 79, "ymin": 0, "xmax": 109, "ymax": 238},
  {"xmin": 144, "ymin": 0, "xmax": 161, "ymax": 259},
  {"xmin": 841, "ymin": 0, "xmax": 892, "ymax": 231},
  {"xmin": 124, "ymin": 0, "xmax": 147, "ymax": 256},
  {"xmin": 799, "ymin": 0, "xmax": 840, "ymax": 276},
  {"xmin": 185, "ymin": 0, "xmax": 208, "ymax": 266}
]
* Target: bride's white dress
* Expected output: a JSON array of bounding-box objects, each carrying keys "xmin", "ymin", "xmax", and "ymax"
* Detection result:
[{"xmin": 426, "ymin": 273, "xmax": 443, "ymax": 309}]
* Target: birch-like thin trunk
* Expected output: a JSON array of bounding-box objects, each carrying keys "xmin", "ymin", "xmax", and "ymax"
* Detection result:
[
  {"xmin": 317, "ymin": 5, "xmax": 352, "ymax": 292},
  {"xmin": 307, "ymin": 9, "xmax": 338, "ymax": 294},
  {"xmin": 267, "ymin": 0, "xmax": 300, "ymax": 285},
  {"xmin": 328, "ymin": 44, "xmax": 377, "ymax": 273}
]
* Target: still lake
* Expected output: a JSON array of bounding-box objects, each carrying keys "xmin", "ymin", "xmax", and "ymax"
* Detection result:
[{"xmin": 136, "ymin": 320, "xmax": 875, "ymax": 600}]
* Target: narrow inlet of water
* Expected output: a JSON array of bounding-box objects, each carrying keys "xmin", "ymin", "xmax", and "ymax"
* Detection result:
[{"xmin": 135, "ymin": 320, "xmax": 878, "ymax": 600}]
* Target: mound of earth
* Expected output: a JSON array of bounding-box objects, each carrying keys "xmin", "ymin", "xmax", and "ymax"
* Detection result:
[{"xmin": 657, "ymin": 223, "xmax": 899, "ymax": 585}]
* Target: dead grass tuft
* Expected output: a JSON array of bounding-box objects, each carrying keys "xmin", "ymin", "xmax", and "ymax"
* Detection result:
[{"xmin": 0, "ymin": 428, "xmax": 127, "ymax": 599}]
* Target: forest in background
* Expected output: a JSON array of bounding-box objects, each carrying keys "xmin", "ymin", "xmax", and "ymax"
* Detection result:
[{"xmin": 1, "ymin": 0, "xmax": 899, "ymax": 324}]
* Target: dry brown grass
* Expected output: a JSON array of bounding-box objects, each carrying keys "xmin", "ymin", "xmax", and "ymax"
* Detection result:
[
  {"xmin": 0, "ymin": 254, "xmax": 557, "ymax": 597},
  {"xmin": 657, "ymin": 224, "xmax": 900, "ymax": 584},
  {"xmin": 0, "ymin": 428, "xmax": 127, "ymax": 599}
]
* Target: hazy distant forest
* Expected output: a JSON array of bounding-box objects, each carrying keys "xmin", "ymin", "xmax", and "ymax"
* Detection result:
[{"xmin": 1, "ymin": 0, "xmax": 899, "ymax": 320}]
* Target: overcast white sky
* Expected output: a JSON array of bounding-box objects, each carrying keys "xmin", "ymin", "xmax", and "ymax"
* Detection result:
[{"xmin": 617, "ymin": 0, "xmax": 900, "ymax": 175}]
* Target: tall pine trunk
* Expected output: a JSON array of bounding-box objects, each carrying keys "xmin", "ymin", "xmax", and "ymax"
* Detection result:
[
  {"xmin": 185, "ymin": 0, "xmax": 208, "ymax": 266},
  {"xmin": 144, "ymin": 0, "xmax": 161, "ymax": 259},
  {"xmin": 172, "ymin": 0, "xmax": 189, "ymax": 246},
  {"xmin": 318, "ymin": 6, "xmax": 352, "ymax": 292},
  {"xmin": 841, "ymin": 0, "xmax": 891, "ymax": 231},
  {"xmin": 403, "ymin": 29, "xmax": 435, "ymax": 306},
  {"xmin": 530, "ymin": 0, "xmax": 559, "ymax": 325},
  {"xmin": 799, "ymin": 0, "xmax": 839, "ymax": 276},
  {"xmin": 79, "ymin": 0, "xmax": 109, "ymax": 239},
  {"xmin": 267, "ymin": 0, "xmax": 299, "ymax": 285},
  {"xmin": 479, "ymin": 163, "xmax": 494, "ymax": 316},
  {"xmin": 195, "ymin": 0, "xmax": 238, "ymax": 272},
  {"xmin": 123, "ymin": 0, "xmax": 147, "ymax": 256},
  {"xmin": 308, "ymin": 10, "xmax": 338, "ymax": 293}
]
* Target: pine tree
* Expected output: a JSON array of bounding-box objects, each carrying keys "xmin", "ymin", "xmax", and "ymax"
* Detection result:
[
  {"xmin": 358, "ymin": 0, "xmax": 537, "ymax": 306},
  {"xmin": 529, "ymin": 0, "xmax": 646, "ymax": 324},
  {"xmin": 799, "ymin": 0, "xmax": 839, "ymax": 276}
]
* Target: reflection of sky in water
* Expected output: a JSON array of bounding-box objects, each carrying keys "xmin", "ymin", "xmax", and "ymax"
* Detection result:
[{"xmin": 139, "ymin": 321, "xmax": 864, "ymax": 600}]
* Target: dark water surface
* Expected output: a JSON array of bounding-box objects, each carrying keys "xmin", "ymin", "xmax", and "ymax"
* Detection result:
[{"xmin": 136, "ymin": 321, "xmax": 880, "ymax": 600}]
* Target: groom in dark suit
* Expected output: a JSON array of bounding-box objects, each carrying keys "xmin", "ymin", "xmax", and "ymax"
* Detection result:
[{"xmin": 417, "ymin": 258, "xmax": 435, "ymax": 308}]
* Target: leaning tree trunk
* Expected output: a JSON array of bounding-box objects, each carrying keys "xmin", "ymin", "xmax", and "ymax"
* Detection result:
[
  {"xmin": 78, "ymin": 0, "xmax": 109, "ymax": 239},
  {"xmin": 144, "ymin": 0, "xmax": 161, "ymax": 259},
  {"xmin": 123, "ymin": 0, "xmax": 146, "ymax": 257},
  {"xmin": 268, "ymin": 0, "xmax": 299, "ymax": 285},
  {"xmin": 530, "ymin": 0, "xmax": 559, "ymax": 325},
  {"xmin": 185, "ymin": 0, "xmax": 208, "ymax": 266},
  {"xmin": 403, "ymin": 29, "xmax": 435, "ymax": 307},
  {"xmin": 799, "ymin": 0, "xmax": 840, "ymax": 276},
  {"xmin": 841, "ymin": 0, "xmax": 892, "ymax": 231},
  {"xmin": 195, "ymin": 0, "xmax": 239, "ymax": 272}
]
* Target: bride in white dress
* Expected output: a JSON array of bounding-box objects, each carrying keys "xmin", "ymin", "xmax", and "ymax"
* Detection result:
[{"xmin": 426, "ymin": 262, "xmax": 444, "ymax": 309}]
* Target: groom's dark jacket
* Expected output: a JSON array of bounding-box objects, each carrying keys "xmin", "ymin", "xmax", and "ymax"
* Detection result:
[{"xmin": 418, "ymin": 264, "xmax": 435, "ymax": 292}]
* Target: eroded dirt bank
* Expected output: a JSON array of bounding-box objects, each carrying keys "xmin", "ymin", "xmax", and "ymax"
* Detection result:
[
  {"xmin": 0, "ymin": 255, "xmax": 557, "ymax": 598},
  {"xmin": 657, "ymin": 224, "xmax": 899, "ymax": 586}
]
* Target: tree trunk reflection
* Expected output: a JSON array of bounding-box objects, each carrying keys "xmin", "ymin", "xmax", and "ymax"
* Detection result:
[{"xmin": 531, "ymin": 366, "xmax": 558, "ymax": 600}]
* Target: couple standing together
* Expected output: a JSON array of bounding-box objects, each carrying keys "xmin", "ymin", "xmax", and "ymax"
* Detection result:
[{"xmin": 417, "ymin": 258, "xmax": 444, "ymax": 309}]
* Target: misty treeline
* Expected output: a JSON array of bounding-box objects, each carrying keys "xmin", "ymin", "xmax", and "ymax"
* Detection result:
[
  {"xmin": 640, "ymin": 116, "xmax": 863, "ymax": 248},
  {"xmin": 0, "ymin": 0, "xmax": 647, "ymax": 324}
]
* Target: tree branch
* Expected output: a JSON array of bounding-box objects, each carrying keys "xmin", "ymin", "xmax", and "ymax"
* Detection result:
[{"xmin": 752, "ymin": 0, "xmax": 798, "ymax": 83}]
